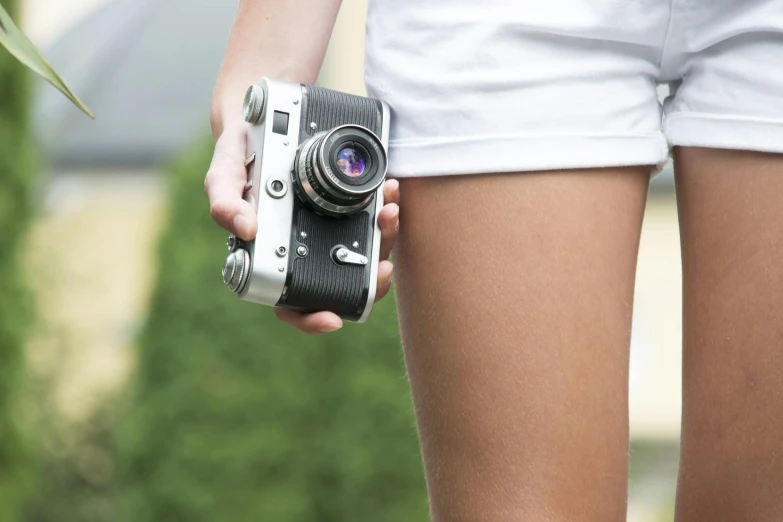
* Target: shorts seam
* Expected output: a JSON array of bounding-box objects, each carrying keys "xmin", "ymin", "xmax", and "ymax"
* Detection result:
[
  {"xmin": 389, "ymin": 131, "xmax": 667, "ymax": 149},
  {"xmin": 665, "ymin": 111, "xmax": 783, "ymax": 127},
  {"xmin": 664, "ymin": 111, "xmax": 783, "ymax": 154},
  {"xmin": 386, "ymin": 132, "xmax": 670, "ymax": 177}
]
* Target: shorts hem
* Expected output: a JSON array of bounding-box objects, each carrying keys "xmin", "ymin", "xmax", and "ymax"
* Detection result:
[
  {"xmin": 386, "ymin": 132, "xmax": 670, "ymax": 177},
  {"xmin": 664, "ymin": 112, "xmax": 783, "ymax": 154}
]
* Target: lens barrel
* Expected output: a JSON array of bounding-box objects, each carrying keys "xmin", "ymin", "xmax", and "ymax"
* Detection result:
[{"xmin": 293, "ymin": 125, "xmax": 387, "ymax": 216}]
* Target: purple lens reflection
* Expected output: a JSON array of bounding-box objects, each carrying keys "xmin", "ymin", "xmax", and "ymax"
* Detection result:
[{"xmin": 336, "ymin": 147, "xmax": 366, "ymax": 177}]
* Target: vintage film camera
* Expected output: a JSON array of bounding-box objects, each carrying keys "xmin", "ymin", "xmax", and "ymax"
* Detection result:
[{"xmin": 221, "ymin": 78, "xmax": 390, "ymax": 322}]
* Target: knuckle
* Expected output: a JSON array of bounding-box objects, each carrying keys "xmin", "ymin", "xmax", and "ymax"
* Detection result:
[
  {"xmin": 376, "ymin": 283, "xmax": 391, "ymax": 301},
  {"xmin": 206, "ymin": 165, "xmax": 248, "ymax": 195},
  {"xmin": 381, "ymin": 228, "xmax": 398, "ymax": 242},
  {"xmin": 274, "ymin": 309, "xmax": 300, "ymax": 330},
  {"xmin": 209, "ymin": 199, "xmax": 230, "ymax": 222},
  {"xmin": 204, "ymin": 169, "xmax": 218, "ymax": 194},
  {"xmin": 298, "ymin": 323, "xmax": 315, "ymax": 335}
]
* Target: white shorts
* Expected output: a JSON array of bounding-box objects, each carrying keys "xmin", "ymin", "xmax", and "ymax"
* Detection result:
[{"xmin": 364, "ymin": 0, "xmax": 783, "ymax": 177}]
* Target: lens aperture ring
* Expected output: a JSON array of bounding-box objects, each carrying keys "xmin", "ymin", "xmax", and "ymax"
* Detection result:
[
  {"xmin": 309, "ymin": 137, "xmax": 366, "ymax": 204},
  {"xmin": 295, "ymin": 136, "xmax": 371, "ymax": 216},
  {"xmin": 317, "ymin": 126, "xmax": 387, "ymax": 195},
  {"xmin": 293, "ymin": 125, "xmax": 386, "ymax": 216}
]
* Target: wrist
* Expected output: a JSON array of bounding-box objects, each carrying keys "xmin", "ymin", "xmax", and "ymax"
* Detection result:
[{"xmin": 210, "ymin": 104, "xmax": 243, "ymax": 140}]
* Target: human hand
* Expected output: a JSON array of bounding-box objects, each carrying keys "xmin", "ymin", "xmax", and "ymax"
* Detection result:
[{"xmin": 205, "ymin": 122, "xmax": 400, "ymax": 334}]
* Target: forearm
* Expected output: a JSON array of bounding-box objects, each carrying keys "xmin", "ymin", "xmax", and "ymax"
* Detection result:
[{"xmin": 210, "ymin": 0, "xmax": 343, "ymax": 138}]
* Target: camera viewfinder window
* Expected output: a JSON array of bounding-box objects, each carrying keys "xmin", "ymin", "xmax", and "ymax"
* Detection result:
[{"xmin": 272, "ymin": 111, "xmax": 289, "ymax": 135}]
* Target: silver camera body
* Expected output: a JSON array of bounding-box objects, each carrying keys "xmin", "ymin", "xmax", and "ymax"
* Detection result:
[{"xmin": 221, "ymin": 77, "xmax": 390, "ymax": 322}]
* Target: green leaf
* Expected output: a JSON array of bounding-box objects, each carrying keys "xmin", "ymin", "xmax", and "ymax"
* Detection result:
[{"xmin": 0, "ymin": 4, "xmax": 93, "ymax": 118}]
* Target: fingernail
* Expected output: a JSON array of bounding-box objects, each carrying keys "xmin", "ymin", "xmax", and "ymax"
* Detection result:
[
  {"xmin": 320, "ymin": 323, "xmax": 342, "ymax": 333},
  {"xmin": 389, "ymin": 204, "xmax": 399, "ymax": 219},
  {"xmin": 233, "ymin": 214, "xmax": 251, "ymax": 238},
  {"xmin": 388, "ymin": 179, "xmax": 399, "ymax": 191}
]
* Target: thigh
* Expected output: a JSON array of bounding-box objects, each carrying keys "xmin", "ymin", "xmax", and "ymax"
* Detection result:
[
  {"xmin": 393, "ymin": 167, "xmax": 650, "ymax": 522},
  {"xmin": 675, "ymin": 147, "xmax": 783, "ymax": 522}
]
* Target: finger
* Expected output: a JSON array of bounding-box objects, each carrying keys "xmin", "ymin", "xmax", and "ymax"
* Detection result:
[
  {"xmin": 208, "ymin": 197, "xmax": 258, "ymax": 241},
  {"xmin": 378, "ymin": 202, "xmax": 400, "ymax": 261},
  {"xmin": 204, "ymin": 125, "xmax": 258, "ymax": 240},
  {"xmin": 384, "ymin": 178, "xmax": 400, "ymax": 206},
  {"xmin": 375, "ymin": 260, "xmax": 394, "ymax": 301},
  {"xmin": 273, "ymin": 308, "xmax": 343, "ymax": 334}
]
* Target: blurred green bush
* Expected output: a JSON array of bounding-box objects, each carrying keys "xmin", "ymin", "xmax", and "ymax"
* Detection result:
[
  {"xmin": 118, "ymin": 138, "xmax": 428, "ymax": 521},
  {"xmin": 0, "ymin": 0, "xmax": 35, "ymax": 519}
]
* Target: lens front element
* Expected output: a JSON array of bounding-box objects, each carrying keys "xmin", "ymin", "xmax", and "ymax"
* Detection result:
[
  {"xmin": 294, "ymin": 125, "xmax": 387, "ymax": 216},
  {"xmin": 336, "ymin": 147, "xmax": 366, "ymax": 178}
]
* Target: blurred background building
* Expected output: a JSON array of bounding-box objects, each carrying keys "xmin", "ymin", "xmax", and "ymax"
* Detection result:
[{"xmin": 13, "ymin": 1, "xmax": 683, "ymax": 520}]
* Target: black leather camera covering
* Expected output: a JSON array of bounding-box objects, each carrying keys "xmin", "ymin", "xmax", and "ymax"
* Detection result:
[
  {"xmin": 277, "ymin": 85, "xmax": 384, "ymax": 320},
  {"xmin": 302, "ymin": 85, "xmax": 382, "ymax": 137},
  {"xmin": 282, "ymin": 204, "xmax": 373, "ymax": 320}
]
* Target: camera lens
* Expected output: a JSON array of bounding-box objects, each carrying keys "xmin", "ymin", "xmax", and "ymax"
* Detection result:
[
  {"xmin": 336, "ymin": 147, "xmax": 366, "ymax": 178},
  {"xmin": 293, "ymin": 125, "xmax": 387, "ymax": 216}
]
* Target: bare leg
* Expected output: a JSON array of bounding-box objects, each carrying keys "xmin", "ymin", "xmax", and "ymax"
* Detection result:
[
  {"xmin": 393, "ymin": 167, "xmax": 650, "ymax": 522},
  {"xmin": 675, "ymin": 147, "xmax": 783, "ymax": 522}
]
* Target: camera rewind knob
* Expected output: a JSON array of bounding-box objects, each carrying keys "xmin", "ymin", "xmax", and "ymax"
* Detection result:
[
  {"xmin": 243, "ymin": 85, "xmax": 265, "ymax": 124},
  {"xmin": 222, "ymin": 249, "xmax": 250, "ymax": 293}
]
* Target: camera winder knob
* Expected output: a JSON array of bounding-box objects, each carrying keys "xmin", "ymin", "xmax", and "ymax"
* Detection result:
[
  {"xmin": 222, "ymin": 249, "xmax": 250, "ymax": 293},
  {"xmin": 332, "ymin": 246, "xmax": 368, "ymax": 266},
  {"xmin": 243, "ymin": 85, "xmax": 265, "ymax": 124}
]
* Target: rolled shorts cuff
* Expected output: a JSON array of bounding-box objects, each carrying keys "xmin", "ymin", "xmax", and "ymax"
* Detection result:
[
  {"xmin": 386, "ymin": 133, "xmax": 671, "ymax": 177},
  {"xmin": 664, "ymin": 112, "xmax": 783, "ymax": 154}
]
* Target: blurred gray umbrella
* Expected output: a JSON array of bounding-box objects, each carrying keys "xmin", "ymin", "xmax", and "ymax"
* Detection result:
[{"xmin": 34, "ymin": 0, "xmax": 240, "ymax": 168}]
